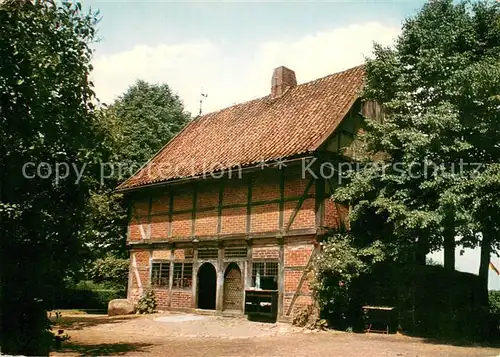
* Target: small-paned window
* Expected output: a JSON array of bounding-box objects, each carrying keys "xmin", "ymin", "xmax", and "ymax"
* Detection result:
[
  {"xmin": 198, "ymin": 248, "xmax": 218, "ymax": 260},
  {"xmin": 173, "ymin": 262, "xmax": 193, "ymax": 288},
  {"xmin": 151, "ymin": 262, "xmax": 170, "ymax": 288},
  {"xmin": 224, "ymin": 247, "xmax": 247, "ymax": 258},
  {"xmin": 252, "ymin": 261, "xmax": 278, "ymax": 290}
]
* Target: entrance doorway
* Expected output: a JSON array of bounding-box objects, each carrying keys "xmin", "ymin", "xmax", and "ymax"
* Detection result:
[
  {"xmin": 223, "ymin": 263, "xmax": 243, "ymax": 311},
  {"xmin": 197, "ymin": 263, "xmax": 216, "ymax": 310}
]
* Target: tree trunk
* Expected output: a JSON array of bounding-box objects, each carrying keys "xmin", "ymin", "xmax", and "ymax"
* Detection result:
[
  {"xmin": 478, "ymin": 232, "xmax": 491, "ymax": 304},
  {"xmin": 415, "ymin": 236, "xmax": 429, "ymax": 265},
  {"xmin": 443, "ymin": 227, "xmax": 455, "ymax": 271},
  {"xmin": 0, "ymin": 175, "xmax": 2, "ymax": 355}
]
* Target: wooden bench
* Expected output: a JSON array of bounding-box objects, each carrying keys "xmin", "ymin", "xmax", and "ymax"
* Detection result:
[{"xmin": 362, "ymin": 305, "xmax": 396, "ymax": 334}]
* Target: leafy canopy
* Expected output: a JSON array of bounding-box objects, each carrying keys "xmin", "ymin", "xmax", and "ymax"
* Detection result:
[
  {"xmin": 0, "ymin": 0, "xmax": 104, "ymax": 354},
  {"xmin": 108, "ymin": 80, "xmax": 191, "ymax": 165},
  {"xmin": 336, "ymin": 0, "xmax": 500, "ymax": 261},
  {"xmin": 78, "ymin": 81, "xmax": 191, "ymax": 264}
]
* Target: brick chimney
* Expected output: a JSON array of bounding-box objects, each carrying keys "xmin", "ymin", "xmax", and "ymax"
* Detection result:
[{"xmin": 271, "ymin": 66, "xmax": 297, "ymax": 98}]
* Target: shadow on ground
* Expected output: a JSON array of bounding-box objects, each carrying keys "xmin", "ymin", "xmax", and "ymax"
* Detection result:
[
  {"xmin": 421, "ymin": 336, "xmax": 500, "ymax": 349},
  {"xmin": 57, "ymin": 342, "xmax": 152, "ymax": 356},
  {"xmin": 51, "ymin": 315, "xmax": 137, "ymax": 331}
]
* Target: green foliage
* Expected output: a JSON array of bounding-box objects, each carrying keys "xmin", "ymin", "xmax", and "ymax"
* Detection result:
[
  {"xmin": 108, "ymin": 80, "xmax": 191, "ymax": 165},
  {"xmin": 88, "ymin": 255, "xmax": 129, "ymax": 290},
  {"xmin": 312, "ymin": 234, "xmax": 384, "ymax": 329},
  {"xmin": 53, "ymin": 284, "xmax": 125, "ymax": 310},
  {"xmin": 0, "ymin": 0, "xmax": 105, "ymax": 354},
  {"xmin": 425, "ymin": 257, "xmax": 443, "ymax": 266},
  {"xmin": 356, "ymin": 264, "xmax": 487, "ymax": 339},
  {"xmin": 53, "ymin": 330, "xmax": 71, "ymax": 350},
  {"xmin": 81, "ymin": 190, "xmax": 128, "ymax": 259},
  {"xmin": 336, "ymin": 0, "xmax": 500, "ymax": 271},
  {"xmin": 79, "ymin": 81, "xmax": 191, "ymax": 269},
  {"xmin": 136, "ymin": 288, "xmax": 157, "ymax": 314},
  {"xmin": 489, "ymin": 291, "xmax": 500, "ymax": 314}
]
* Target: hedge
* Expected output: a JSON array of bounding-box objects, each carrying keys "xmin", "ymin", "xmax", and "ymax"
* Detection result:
[
  {"xmin": 51, "ymin": 288, "xmax": 126, "ymax": 310},
  {"xmin": 351, "ymin": 264, "xmax": 488, "ymax": 339}
]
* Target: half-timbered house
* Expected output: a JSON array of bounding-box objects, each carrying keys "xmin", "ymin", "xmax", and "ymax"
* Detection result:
[{"xmin": 117, "ymin": 64, "xmax": 370, "ymax": 320}]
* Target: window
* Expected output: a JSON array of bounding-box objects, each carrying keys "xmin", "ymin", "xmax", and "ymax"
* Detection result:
[
  {"xmin": 224, "ymin": 247, "xmax": 247, "ymax": 258},
  {"xmin": 252, "ymin": 261, "xmax": 278, "ymax": 290},
  {"xmin": 151, "ymin": 262, "xmax": 170, "ymax": 288},
  {"xmin": 198, "ymin": 248, "xmax": 218, "ymax": 260},
  {"xmin": 173, "ymin": 262, "xmax": 193, "ymax": 288}
]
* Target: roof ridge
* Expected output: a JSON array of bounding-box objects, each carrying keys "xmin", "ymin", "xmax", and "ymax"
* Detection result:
[
  {"xmin": 293, "ymin": 64, "xmax": 365, "ymax": 89},
  {"xmin": 194, "ymin": 95, "xmax": 269, "ymax": 121},
  {"xmin": 197, "ymin": 64, "xmax": 365, "ymax": 120}
]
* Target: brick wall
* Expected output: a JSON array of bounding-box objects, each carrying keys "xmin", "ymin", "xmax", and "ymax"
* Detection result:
[
  {"xmin": 197, "ymin": 188, "xmax": 219, "ymax": 209},
  {"xmin": 129, "ymin": 216, "xmax": 147, "ymax": 241},
  {"xmin": 170, "ymin": 290, "xmax": 192, "ymax": 309},
  {"xmin": 128, "ymin": 250, "xmax": 150, "ymax": 304},
  {"xmin": 284, "ymin": 244, "xmax": 314, "ymax": 267},
  {"xmin": 154, "ymin": 289, "xmax": 169, "ymax": 308},
  {"xmin": 284, "ymin": 295, "xmax": 313, "ymax": 316},
  {"xmin": 133, "ymin": 200, "xmax": 149, "ymax": 215},
  {"xmin": 195, "ymin": 210, "xmax": 218, "ymax": 236},
  {"xmin": 152, "ymin": 250, "xmax": 170, "ymax": 260},
  {"xmin": 324, "ymin": 199, "xmax": 348, "ymax": 230},
  {"xmin": 251, "ymin": 203, "xmax": 279, "ymax": 232},
  {"xmin": 283, "ymin": 198, "xmax": 315, "ymax": 230},
  {"xmin": 223, "ymin": 182, "xmax": 247, "ymax": 205},
  {"xmin": 171, "ymin": 212, "xmax": 191, "ymax": 238},
  {"xmin": 127, "ymin": 169, "xmax": 318, "ymax": 242},
  {"xmin": 252, "ymin": 246, "xmax": 280, "ymax": 260},
  {"xmin": 150, "ymin": 215, "xmax": 168, "ymax": 240},
  {"xmin": 173, "ymin": 248, "xmax": 186, "ymax": 260},
  {"xmin": 283, "ymin": 242, "xmax": 315, "ymax": 316},
  {"xmin": 151, "ymin": 196, "xmax": 169, "ymax": 212},
  {"xmin": 126, "ymin": 238, "xmax": 319, "ymax": 316},
  {"xmin": 252, "ymin": 174, "xmax": 280, "ymax": 202},
  {"xmin": 221, "ymin": 207, "xmax": 246, "ymax": 234}
]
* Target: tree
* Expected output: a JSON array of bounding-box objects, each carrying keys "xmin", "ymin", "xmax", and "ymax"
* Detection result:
[
  {"xmin": 451, "ymin": 55, "xmax": 500, "ymax": 293},
  {"xmin": 89, "ymin": 254, "xmax": 130, "ymax": 290},
  {"xmin": 109, "ymin": 80, "xmax": 191, "ymax": 165},
  {"xmin": 78, "ymin": 81, "xmax": 191, "ymax": 269},
  {"xmin": 336, "ymin": 0, "xmax": 500, "ymax": 278},
  {"xmin": 0, "ymin": 1, "xmax": 104, "ymax": 354},
  {"xmin": 459, "ymin": 164, "xmax": 500, "ymax": 296}
]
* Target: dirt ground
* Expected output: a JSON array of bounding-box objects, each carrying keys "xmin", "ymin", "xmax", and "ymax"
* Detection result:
[{"xmin": 50, "ymin": 312, "xmax": 500, "ymax": 357}]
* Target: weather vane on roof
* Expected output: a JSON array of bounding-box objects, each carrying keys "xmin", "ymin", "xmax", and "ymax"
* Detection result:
[{"xmin": 199, "ymin": 88, "xmax": 208, "ymax": 116}]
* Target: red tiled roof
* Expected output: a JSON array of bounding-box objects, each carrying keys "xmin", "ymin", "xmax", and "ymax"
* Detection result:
[{"xmin": 117, "ymin": 65, "xmax": 365, "ymax": 190}]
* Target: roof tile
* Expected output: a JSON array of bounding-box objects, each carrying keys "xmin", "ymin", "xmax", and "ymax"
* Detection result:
[{"xmin": 118, "ymin": 65, "xmax": 365, "ymax": 190}]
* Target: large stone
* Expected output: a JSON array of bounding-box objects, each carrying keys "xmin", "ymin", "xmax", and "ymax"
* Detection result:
[{"xmin": 108, "ymin": 299, "xmax": 135, "ymax": 317}]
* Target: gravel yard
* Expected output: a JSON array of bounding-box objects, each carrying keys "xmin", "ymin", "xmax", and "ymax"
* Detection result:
[{"xmin": 51, "ymin": 312, "xmax": 500, "ymax": 357}]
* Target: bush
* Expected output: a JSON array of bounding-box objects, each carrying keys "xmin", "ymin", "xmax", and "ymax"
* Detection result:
[
  {"xmin": 89, "ymin": 255, "xmax": 129, "ymax": 291},
  {"xmin": 52, "ymin": 284, "xmax": 125, "ymax": 310},
  {"xmin": 355, "ymin": 263, "xmax": 488, "ymax": 339},
  {"xmin": 312, "ymin": 234, "xmax": 384, "ymax": 330},
  {"xmin": 136, "ymin": 288, "xmax": 157, "ymax": 314},
  {"xmin": 489, "ymin": 291, "xmax": 500, "ymax": 314}
]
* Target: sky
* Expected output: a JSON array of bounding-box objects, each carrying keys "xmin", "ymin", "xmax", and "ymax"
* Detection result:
[
  {"xmin": 85, "ymin": 0, "xmax": 421, "ymax": 114},
  {"xmin": 83, "ymin": 0, "xmax": 500, "ymax": 290}
]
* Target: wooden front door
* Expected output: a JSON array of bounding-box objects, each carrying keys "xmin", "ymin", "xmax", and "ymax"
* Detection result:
[{"xmin": 223, "ymin": 263, "xmax": 243, "ymax": 311}]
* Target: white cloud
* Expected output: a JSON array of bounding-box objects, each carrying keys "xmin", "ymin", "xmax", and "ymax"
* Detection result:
[{"xmin": 91, "ymin": 22, "xmax": 400, "ymax": 115}]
